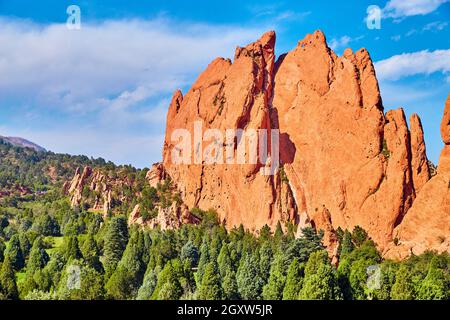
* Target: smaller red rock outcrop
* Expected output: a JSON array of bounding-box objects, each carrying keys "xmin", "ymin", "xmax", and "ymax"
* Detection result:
[
  {"xmin": 128, "ymin": 203, "xmax": 201, "ymax": 230},
  {"xmin": 384, "ymin": 94, "xmax": 450, "ymax": 259}
]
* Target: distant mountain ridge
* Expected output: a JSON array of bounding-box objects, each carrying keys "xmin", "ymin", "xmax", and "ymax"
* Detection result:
[{"xmin": 0, "ymin": 135, "xmax": 46, "ymax": 152}]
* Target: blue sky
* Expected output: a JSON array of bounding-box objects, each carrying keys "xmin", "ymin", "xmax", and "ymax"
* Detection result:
[{"xmin": 0, "ymin": 0, "xmax": 449, "ymax": 167}]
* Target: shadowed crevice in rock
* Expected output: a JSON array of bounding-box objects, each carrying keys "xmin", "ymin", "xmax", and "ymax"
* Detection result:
[{"xmin": 136, "ymin": 30, "xmax": 446, "ymax": 260}]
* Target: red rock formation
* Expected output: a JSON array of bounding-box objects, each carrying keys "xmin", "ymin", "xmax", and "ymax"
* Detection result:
[
  {"xmin": 156, "ymin": 30, "xmax": 442, "ymax": 256},
  {"xmin": 384, "ymin": 95, "xmax": 450, "ymax": 259},
  {"xmin": 410, "ymin": 113, "xmax": 431, "ymax": 192},
  {"xmin": 128, "ymin": 203, "xmax": 201, "ymax": 230},
  {"xmin": 68, "ymin": 166, "xmax": 93, "ymax": 209},
  {"xmin": 161, "ymin": 31, "xmax": 297, "ymax": 233},
  {"xmin": 66, "ymin": 166, "xmax": 125, "ymax": 217},
  {"xmin": 146, "ymin": 163, "xmax": 167, "ymax": 188}
]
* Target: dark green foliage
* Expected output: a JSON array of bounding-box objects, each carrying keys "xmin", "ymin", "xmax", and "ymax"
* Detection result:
[
  {"xmin": 151, "ymin": 261, "xmax": 183, "ymax": 300},
  {"xmin": 259, "ymin": 242, "xmax": 273, "ymax": 280},
  {"xmin": 140, "ymin": 186, "xmax": 158, "ymax": 221},
  {"xmin": 217, "ymin": 243, "xmax": 232, "ymax": 277},
  {"xmin": 81, "ymin": 234, "xmax": 102, "ymax": 272},
  {"xmin": 106, "ymin": 230, "xmax": 145, "ymax": 299},
  {"xmin": 18, "ymin": 232, "xmax": 32, "ymax": 259},
  {"xmin": 196, "ymin": 237, "xmax": 210, "ymax": 285},
  {"xmin": 237, "ymin": 252, "xmax": 264, "ymax": 300},
  {"xmin": 27, "ymin": 237, "xmax": 50, "ymax": 274},
  {"xmin": 299, "ymin": 250, "xmax": 342, "ymax": 300},
  {"xmin": 390, "ymin": 265, "xmax": 415, "ymax": 300},
  {"xmin": 222, "ymin": 269, "xmax": 239, "ymax": 300},
  {"xmin": 351, "ymin": 226, "xmax": 368, "ymax": 248},
  {"xmin": 4, "ymin": 234, "xmax": 25, "ymax": 270},
  {"xmin": 57, "ymin": 261, "xmax": 105, "ymax": 300},
  {"xmin": 32, "ymin": 214, "xmax": 60, "ymax": 236},
  {"xmin": 259, "ymin": 224, "xmax": 272, "ymax": 241},
  {"xmin": 262, "ymin": 254, "xmax": 286, "ymax": 300},
  {"xmin": 283, "ymin": 227, "xmax": 324, "ymax": 267},
  {"xmin": 337, "ymin": 239, "xmax": 381, "ymax": 300},
  {"xmin": 416, "ymin": 257, "xmax": 448, "ymax": 300},
  {"xmin": 0, "ymin": 257, "xmax": 19, "ymax": 299},
  {"xmin": 137, "ymin": 267, "xmax": 159, "ymax": 300},
  {"xmin": 103, "ymin": 216, "xmax": 129, "ymax": 278},
  {"xmin": 65, "ymin": 236, "xmax": 83, "ymax": 261},
  {"xmin": 0, "ymin": 239, "xmax": 5, "ymax": 262},
  {"xmin": 339, "ymin": 230, "xmax": 354, "ymax": 257},
  {"xmin": 282, "ymin": 258, "xmax": 304, "ymax": 300},
  {"xmin": 370, "ymin": 261, "xmax": 398, "ymax": 300},
  {"xmin": 198, "ymin": 262, "xmax": 223, "ymax": 300}
]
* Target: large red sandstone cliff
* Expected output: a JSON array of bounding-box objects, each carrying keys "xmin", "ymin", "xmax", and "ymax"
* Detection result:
[
  {"xmin": 155, "ymin": 30, "xmax": 449, "ymax": 258},
  {"xmin": 64, "ymin": 30, "xmax": 448, "ymax": 259}
]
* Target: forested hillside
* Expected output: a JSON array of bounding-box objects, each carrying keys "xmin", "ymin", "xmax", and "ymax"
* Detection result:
[
  {"xmin": 0, "ymin": 197, "xmax": 448, "ymax": 300},
  {"xmin": 0, "ymin": 138, "xmax": 112, "ymax": 190},
  {"xmin": 0, "ymin": 138, "xmax": 448, "ymax": 301}
]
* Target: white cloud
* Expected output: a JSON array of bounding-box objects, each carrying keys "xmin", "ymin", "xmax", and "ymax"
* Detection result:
[
  {"xmin": 0, "ymin": 17, "xmax": 265, "ymax": 114},
  {"xmin": 0, "ymin": 17, "xmax": 268, "ymax": 167},
  {"xmin": 329, "ymin": 36, "xmax": 351, "ymax": 50},
  {"xmin": 329, "ymin": 35, "xmax": 364, "ymax": 52},
  {"xmin": 423, "ymin": 21, "xmax": 448, "ymax": 31},
  {"xmin": 374, "ymin": 49, "xmax": 450, "ymax": 81},
  {"xmin": 391, "ymin": 35, "xmax": 402, "ymax": 41},
  {"xmin": 383, "ymin": 0, "xmax": 450, "ymax": 18}
]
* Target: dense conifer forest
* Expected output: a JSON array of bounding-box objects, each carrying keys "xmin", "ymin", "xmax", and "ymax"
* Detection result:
[{"xmin": 0, "ymin": 139, "xmax": 448, "ymax": 300}]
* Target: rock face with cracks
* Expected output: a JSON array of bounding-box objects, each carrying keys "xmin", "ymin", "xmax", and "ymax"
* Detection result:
[
  {"xmin": 384, "ymin": 94, "xmax": 450, "ymax": 259},
  {"xmin": 156, "ymin": 30, "xmax": 449, "ymax": 258},
  {"xmin": 66, "ymin": 30, "xmax": 447, "ymax": 259}
]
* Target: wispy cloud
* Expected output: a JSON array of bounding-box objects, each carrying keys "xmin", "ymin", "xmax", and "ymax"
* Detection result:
[
  {"xmin": 0, "ymin": 17, "xmax": 266, "ymax": 115},
  {"xmin": 329, "ymin": 35, "xmax": 364, "ymax": 52},
  {"xmin": 374, "ymin": 49, "xmax": 450, "ymax": 81},
  {"xmin": 0, "ymin": 17, "xmax": 268, "ymax": 167},
  {"xmin": 423, "ymin": 20, "xmax": 448, "ymax": 31},
  {"xmin": 383, "ymin": 0, "xmax": 450, "ymax": 19}
]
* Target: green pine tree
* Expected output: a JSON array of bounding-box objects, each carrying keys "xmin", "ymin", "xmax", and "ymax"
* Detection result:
[
  {"xmin": 65, "ymin": 236, "xmax": 83, "ymax": 261},
  {"xmin": 4, "ymin": 234, "xmax": 25, "ymax": 271},
  {"xmin": 27, "ymin": 237, "xmax": 50, "ymax": 275},
  {"xmin": 103, "ymin": 216, "xmax": 129, "ymax": 278},
  {"xmin": 237, "ymin": 253, "xmax": 264, "ymax": 300},
  {"xmin": 390, "ymin": 265, "xmax": 415, "ymax": 300},
  {"xmin": 198, "ymin": 262, "xmax": 223, "ymax": 300},
  {"xmin": 151, "ymin": 261, "xmax": 183, "ymax": 300},
  {"xmin": 299, "ymin": 250, "xmax": 342, "ymax": 300},
  {"xmin": 81, "ymin": 234, "xmax": 103, "ymax": 272},
  {"xmin": 222, "ymin": 269, "xmax": 239, "ymax": 300},
  {"xmin": 262, "ymin": 254, "xmax": 286, "ymax": 300},
  {"xmin": 196, "ymin": 237, "xmax": 210, "ymax": 285},
  {"xmin": 0, "ymin": 257, "xmax": 19, "ymax": 299},
  {"xmin": 137, "ymin": 267, "xmax": 159, "ymax": 300},
  {"xmin": 417, "ymin": 258, "xmax": 448, "ymax": 300},
  {"xmin": 217, "ymin": 243, "xmax": 232, "ymax": 277},
  {"xmin": 282, "ymin": 258, "xmax": 304, "ymax": 300},
  {"xmin": 340, "ymin": 230, "xmax": 354, "ymax": 257}
]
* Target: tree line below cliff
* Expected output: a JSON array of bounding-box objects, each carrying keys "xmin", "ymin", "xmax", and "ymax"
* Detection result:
[
  {"xmin": 0, "ymin": 197, "xmax": 448, "ymax": 300},
  {"xmin": 0, "ymin": 137, "xmax": 448, "ymax": 300}
]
